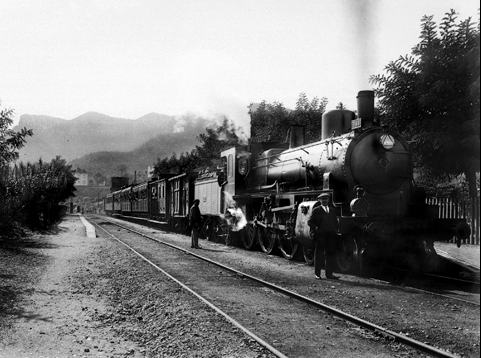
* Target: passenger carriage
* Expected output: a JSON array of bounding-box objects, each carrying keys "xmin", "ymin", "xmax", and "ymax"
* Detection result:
[
  {"xmin": 131, "ymin": 182, "xmax": 149, "ymax": 217},
  {"xmin": 148, "ymin": 175, "xmax": 175, "ymax": 222},
  {"xmin": 120, "ymin": 186, "xmax": 132, "ymax": 213},
  {"xmin": 104, "ymin": 192, "xmax": 114, "ymax": 214},
  {"xmin": 167, "ymin": 172, "xmax": 198, "ymax": 232}
]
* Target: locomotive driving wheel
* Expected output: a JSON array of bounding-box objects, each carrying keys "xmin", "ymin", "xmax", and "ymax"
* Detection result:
[
  {"xmin": 335, "ymin": 235, "xmax": 359, "ymax": 273},
  {"xmin": 303, "ymin": 246, "xmax": 314, "ymax": 265},
  {"xmin": 224, "ymin": 229, "xmax": 235, "ymax": 246},
  {"xmin": 200, "ymin": 217, "xmax": 215, "ymax": 241},
  {"xmin": 279, "ymin": 235, "xmax": 299, "ymax": 260},
  {"xmin": 258, "ymin": 224, "xmax": 277, "ymax": 254},
  {"xmin": 358, "ymin": 247, "xmax": 375, "ymax": 277},
  {"xmin": 273, "ymin": 212, "xmax": 299, "ymax": 260},
  {"xmin": 240, "ymin": 223, "xmax": 256, "ymax": 250},
  {"xmin": 211, "ymin": 219, "xmax": 229, "ymax": 245}
]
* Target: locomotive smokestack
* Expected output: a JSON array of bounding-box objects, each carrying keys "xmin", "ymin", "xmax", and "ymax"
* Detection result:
[{"xmin": 357, "ymin": 90, "xmax": 375, "ymax": 127}]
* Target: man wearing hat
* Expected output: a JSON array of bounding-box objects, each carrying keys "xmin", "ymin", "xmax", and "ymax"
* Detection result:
[
  {"xmin": 308, "ymin": 192, "xmax": 339, "ymax": 279},
  {"xmin": 189, "ymin": 199, "xmax": 202, "ymax": 249}
]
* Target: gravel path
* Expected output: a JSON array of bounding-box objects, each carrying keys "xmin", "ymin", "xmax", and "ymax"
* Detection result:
[
  {"xmin": 0, "ymin": 215, "xmax": 274, "ymax": 358},
  {"xmin": 0, "ymin": 214, "xmax": 479, "ymax": 358}
]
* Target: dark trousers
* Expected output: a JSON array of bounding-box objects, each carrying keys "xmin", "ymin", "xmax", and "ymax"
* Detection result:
[
  {"xmin": 314, "ymin": 231, "xmax": 337, "ymax": 277},
  {"xmin": 191, "ymin": 227, "xmax": 199, "ymax": 248}
]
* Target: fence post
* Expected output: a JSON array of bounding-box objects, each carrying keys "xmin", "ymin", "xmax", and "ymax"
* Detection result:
[{"xmin": 426, "ymin": 195, "xmax": 480, "ymax": 245}]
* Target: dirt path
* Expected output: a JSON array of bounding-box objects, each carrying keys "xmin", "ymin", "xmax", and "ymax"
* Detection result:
[
  {"xmin": 0, "ymin": 214, "xmax": 479, "ymax": 358},
  {"xmin": 0, "ymin": 215, "xmax": 146, "ymax": 357},
  {"xmin": 0, "ymin": 215, "xmax": 275, "ymax": 358}
]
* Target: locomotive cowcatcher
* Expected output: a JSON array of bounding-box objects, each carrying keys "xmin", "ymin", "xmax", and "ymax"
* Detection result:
[{"xmin": 202, "ymin": 90, "xmax": 470, "ymax": 274}]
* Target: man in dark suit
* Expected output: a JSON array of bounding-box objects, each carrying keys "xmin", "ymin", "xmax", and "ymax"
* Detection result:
[
  {"xmin": 308, "ymin": 193, "xmax": 339, "ymax": 279},
  {"xmin": 189, "ymin": 199, "xmax": 202, "ymax": 249}
]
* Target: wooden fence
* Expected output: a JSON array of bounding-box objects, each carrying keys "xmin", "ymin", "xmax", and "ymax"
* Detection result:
[{"xmin": 426, "ymin": 197, "xmax": 481, "ymax": 245}]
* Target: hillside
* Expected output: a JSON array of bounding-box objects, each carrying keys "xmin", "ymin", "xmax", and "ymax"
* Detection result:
[
  {"xmin": 12, "ymin": 111, "xmax": 241, "ymax": 183},
  {"xmin": 70, "ymin": 130, "xmax": 202, "ymax": 180},
  {"xmin": 13, "ymin": 112, "xmax": 176, "ymax": 163}
]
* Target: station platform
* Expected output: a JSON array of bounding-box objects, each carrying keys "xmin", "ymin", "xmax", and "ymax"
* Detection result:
[
  {"xmin": 75, "ymin": 214, "xmax": 96, "ymax": 238},
  {"xmin": 434, "ymin": 241, "xmax": 480, "ymax": 273}
]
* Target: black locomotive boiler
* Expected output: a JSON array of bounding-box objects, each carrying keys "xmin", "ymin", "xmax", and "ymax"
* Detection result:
[{"xmin": 215, "ymin": 90, "xmax": 470, "ymax": 273}]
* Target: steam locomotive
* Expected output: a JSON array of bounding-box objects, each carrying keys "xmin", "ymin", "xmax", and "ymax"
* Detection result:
[{"xmin": 105, "ymin": 90, "xmax": 470, "ymax": 274}]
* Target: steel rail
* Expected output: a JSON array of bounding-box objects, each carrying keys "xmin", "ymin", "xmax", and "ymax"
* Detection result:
[
  {"xmin": 381, "ymin": 265, "xmax": 481, "ymax": 305},
  {"xmin": 383, "ymin": 264, "xmax": 480, "ymax": 287},
  {"xmin": 94, "ymin": 216, "xmax": 462, "ymax": 358},
  {"xmin": 93, "ymin": 221, "xmax": 289, "ymax": 358},
  {"xmin": 367, "ymin": 275, "xmax": 480, "ymax": 307},
  {"xmin": 424, "ymin": 272, "xmax": 480, "ymax": 286}
]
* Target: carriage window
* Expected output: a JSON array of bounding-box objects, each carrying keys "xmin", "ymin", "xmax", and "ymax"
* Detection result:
[
  {"xmin": 174, "ymin": 180, "xmax": 180, "ymax": 214},
  {"xmin": 228, "ymin": 154, "xmax": 234, "ymax": 178}
]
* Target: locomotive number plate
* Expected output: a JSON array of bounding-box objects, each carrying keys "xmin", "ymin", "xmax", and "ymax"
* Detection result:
[{"xmin": 351, "ymin": 118, "xmax": 362, "ymax": 129}]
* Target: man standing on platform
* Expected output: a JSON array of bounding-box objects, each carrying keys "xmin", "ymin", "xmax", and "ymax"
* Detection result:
[
  {"xmin": 189, "ymin": 199, "xmax": 202, "ymax": 249},
  {"xmin": 308, "ymin": 193, "xmax": 339, "ymax": 279}
]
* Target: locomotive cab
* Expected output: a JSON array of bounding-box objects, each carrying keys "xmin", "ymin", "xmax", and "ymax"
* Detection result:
[{"xmin": 219, "ymin": 146, "xmax": 249, "ymax": 204}]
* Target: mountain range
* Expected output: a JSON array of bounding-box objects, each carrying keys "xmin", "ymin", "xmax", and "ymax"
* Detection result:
[{"xmin": 12, "ymin": 112, "xmax": 213, "ymax": 181}]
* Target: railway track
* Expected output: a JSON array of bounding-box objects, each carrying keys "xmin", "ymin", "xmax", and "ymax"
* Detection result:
[
  {"xmin": 375, "ymin": 265, "xmax": 480, "ymax": 307},
  {"xmin": 89, "ymin": 214, "xmax": 479, "ymax": 357},
  {"xmin": 108, "ymin": 213, "xmax": 481, "ymax": 306}
]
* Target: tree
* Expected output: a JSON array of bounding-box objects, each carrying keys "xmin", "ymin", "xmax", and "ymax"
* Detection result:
[
  {"xmin": 0, "ymin": 103, "xmax": 77, "ymax": 233},
  {"xmin": 291, "ymin": 93, "xmax": 328, "ymax": 143},
  {"xmin": 0, "ymin": 105, "xmax": 33, "ymax": 167},
  {"xmin": 153, "ymin": 118, "xmax": 245, "ymax": 176},
  {"xmin": 0, "ymin": 104, "xmax": 33, "ymax": 234},
  {"xmin": 48, "ymin": 156, "xmax": 77, "ymax": 202},
  {"xmin": 116, "ymin": 164, "xmax": 128, "ymax": 177},
  {"xmin": 3, "ymin": 156, "xmax": 76, "ymax": 230},
  {"xmin": 370, "ymin": 9, "xmax": 480, "ymax": 199},
  {"xmin": 249, "ymin": 93, "xmax": 328, "ymax": 144},
  {"xmin": 249, "ymin": 101, "xmax": 290, "ymax": 143},
  {"xmin": 93, "ymin": 172, "xmax": 107, "ymax": 185},
  {"xmin": 195, "ymin": 117, "xmax": 244, "ymax": 168}
]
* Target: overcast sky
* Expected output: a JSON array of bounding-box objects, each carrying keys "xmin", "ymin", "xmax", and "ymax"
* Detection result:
[{"xmin": 0, "ymin": 0, "xmax": 479, "ymax": 133}]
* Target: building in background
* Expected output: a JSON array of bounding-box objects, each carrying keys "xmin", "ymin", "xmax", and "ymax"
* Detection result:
[
  {"xmin": 74, "ymin": 169, "xmax": 89, "ymax": 186},
  {"xmin": 147, "ymin": 166, "xmax": 155, "ymax": 180}
]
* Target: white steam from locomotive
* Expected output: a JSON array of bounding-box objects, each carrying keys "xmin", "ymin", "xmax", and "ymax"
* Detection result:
[{"xmin": 223, "ymin": 191, "xmax": 247, "ymax": 232}]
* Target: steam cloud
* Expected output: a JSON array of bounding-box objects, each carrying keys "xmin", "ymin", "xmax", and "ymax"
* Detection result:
[{"xmin": 223, "ymin": 191, "xmax": 247, "ymax": 232}]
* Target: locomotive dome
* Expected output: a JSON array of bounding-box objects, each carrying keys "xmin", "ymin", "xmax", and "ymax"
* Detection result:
[{"xmin": 321, "ymin": 110, "xmax": 355, "ymax": 140}]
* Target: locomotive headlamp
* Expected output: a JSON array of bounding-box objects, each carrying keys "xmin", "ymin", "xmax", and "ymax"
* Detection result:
[
  {"xmin": 380, "ymin": 134, "xmax": 395, "ymax": 150},
  {"xmin": 238, "ymin": 157, "xmax": 249, "ymax": 175}
]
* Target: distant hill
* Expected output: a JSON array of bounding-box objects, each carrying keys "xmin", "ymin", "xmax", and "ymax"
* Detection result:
[
  {"xmin": 13, "ymin": 111, "xmax": 218, "ymax": 182},
  {"xmin": 70, "ymin": 130, "xmax": 202, "ymax": 180},
  {"xmin": 13, "ymin": 112, "xmax": 176, "ymax": 163}
]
